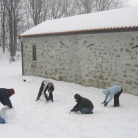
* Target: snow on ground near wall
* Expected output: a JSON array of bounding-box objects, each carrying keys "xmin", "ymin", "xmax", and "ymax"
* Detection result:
[{"xmin": 0, "ymin": 48, "xmax": 138, "ymax": 138}]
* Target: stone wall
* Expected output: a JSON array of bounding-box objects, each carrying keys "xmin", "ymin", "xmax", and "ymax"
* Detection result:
[{"xmin": 22, "ymin": 31, "xmax": 138, "ymax": 95}]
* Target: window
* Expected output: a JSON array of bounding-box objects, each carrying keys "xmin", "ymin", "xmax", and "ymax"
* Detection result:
[{"xmin": 32, "ymin": 45, "xmax": 36, "ymax": 62}]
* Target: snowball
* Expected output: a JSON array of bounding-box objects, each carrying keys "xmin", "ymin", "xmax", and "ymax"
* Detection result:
[{"xmin": 0, "ymin": 107, "xmax": 17, "ymax": 121}]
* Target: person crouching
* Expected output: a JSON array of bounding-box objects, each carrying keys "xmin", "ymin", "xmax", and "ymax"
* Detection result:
[{"xmin": 70, "ymin": 94, "xmax": 94, "ymax": 114}]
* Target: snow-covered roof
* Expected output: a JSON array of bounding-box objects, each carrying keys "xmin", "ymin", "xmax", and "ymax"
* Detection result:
[{"xmin": 20, "ymin": 6, "xmax": 138, "ymax": 37}]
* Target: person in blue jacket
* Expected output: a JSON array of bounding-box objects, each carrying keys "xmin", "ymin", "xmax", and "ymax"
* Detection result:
[
  {"xmin": 0, "ymin": 88, "xmax": 15, "ymax": 108},
  {"xmin": 101, "ymin": 85, "xmax": 123, "ymax": 107}
]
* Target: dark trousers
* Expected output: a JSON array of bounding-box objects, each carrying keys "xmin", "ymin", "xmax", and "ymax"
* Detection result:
[
  {"xmin": 36, "ymin": 81, "xmax": 45, "ymax": 101},
  {"xmin": 114, "ymin": 88, "xmax": 123, "ymax": 107},
  {"xmin": 80, "ymin": 108, "xmax": 93, "ymax": 114},
  {"xmin": 46, "ymin": 86, "xmax": 54, "ymax": 102}
]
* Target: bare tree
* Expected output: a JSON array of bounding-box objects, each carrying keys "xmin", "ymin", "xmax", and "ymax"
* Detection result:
[
  {"xmin": 94, "ymin": 0, "xmax": 125, "ymax": 11},
  {"xmin": 41, "ymin": 0, "xmax": 51, "ymax": 21},
  {"xmin": 62, "ymin": 0, "xmax": 76, "ymax": 17},
  {"xmin": 74, "ymin": 0, "xmax": 95, "ymax": 14},
  {"xmin": 3, "ymin": 0, "xmax": 22, "ymax": 61},
  {"xmin": 13, "ymin": 0, "xmax": 23, "ymax": 52},
  {"xmin": 23, "ymin": 0, "xmax": 127, "ymax": 29},
  {"xmin": 29, "ymin": 0, "xmax": 46, "ymax": 25},
  {"xmin": 3, "ymin": 0, "xmax": 14, "ymax": 60},
  {"xmin": 21, "ymin": 0, "xmax": 33, "ymax": 31},
  {"xmin": 0, "ymin": 0, "xmax": 6, "ymax": 53},
  {"xmin": 49, "ymin": 0, "xmax": 65, "ymax": 19},
  {"xmin": 74, "ymin": 0, "xmax": 126, "ymax": 14}
]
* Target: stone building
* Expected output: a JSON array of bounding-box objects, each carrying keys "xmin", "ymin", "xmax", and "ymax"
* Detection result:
[{"xmin": 20, "ymin": 6, "xmax": 138, "ymax": 95}]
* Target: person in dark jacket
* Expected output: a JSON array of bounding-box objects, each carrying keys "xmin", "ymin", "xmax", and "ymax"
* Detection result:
[
  {"xmin": 36, "ymin": 80, "xmax": 54, "ymax": 102},
  {"xmin": 70, "ymin": 94, "xmax": 94, "ymax": 114},
  {"xmin": 0, "ymin": 88, "xmax": 15, "ymax": 108},
  {"xmin": 101, "ymin": 85, "xmax": 123, "ymax": 107}
]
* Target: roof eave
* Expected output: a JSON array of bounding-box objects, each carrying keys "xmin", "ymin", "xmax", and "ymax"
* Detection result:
[{"xmin": 20, "ymin": 26, "xmax": 138, "ymax": 37}]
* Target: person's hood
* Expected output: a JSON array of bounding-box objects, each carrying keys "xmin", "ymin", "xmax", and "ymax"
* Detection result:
[
  {"xmin": 74, "ymin": 94, "xmax": 82, "ymax": 101},
  {"xmin": 103, "ymin": 89, "xmax": 110, "ymax": 95}
]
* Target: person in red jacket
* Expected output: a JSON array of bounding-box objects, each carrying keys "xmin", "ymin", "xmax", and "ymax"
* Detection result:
[
  {"xmin": 36, "ymin": 80, "xmax": 54, "ymax": 102},
  {"xmin": 0, "ymin": 88, "xmax": 15, "ymax": 108}
]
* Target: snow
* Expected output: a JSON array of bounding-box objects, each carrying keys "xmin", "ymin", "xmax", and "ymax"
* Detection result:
[
  {"xmin": 0, "ymin": 107, "xmax": 17, "ymax": 120},
  {"xmin": 0, "ymin": 47, "xmax": 138, "ymax": 138},
  {"xmin": 129, "ymin": 0, "xmax": 138, "ymax": 6},
  {"xmin": 20, "ymin": 6, "xmax": 138, "ymax": 36}
]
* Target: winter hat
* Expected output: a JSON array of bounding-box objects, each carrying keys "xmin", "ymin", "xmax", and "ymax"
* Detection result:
[
  {"xmin": 74, "ymin": 94, "xmax": 81, "ymax": 100},
  {"xmin": 10, "ymin": 88, "xmax": 15, "ymax": 96}
]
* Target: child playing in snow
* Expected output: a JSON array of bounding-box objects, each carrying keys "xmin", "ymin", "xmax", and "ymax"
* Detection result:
[
  {"xmin": 36, "ymin": 80, "xmax": 54, "ymax": 102},
  {"xmin": 102, "ymin": 85, "xmax": 123, "ymax": 107},
  {"xmin": 0, "ymin": 88, "xmax": 15, "ymax": 108},
  {"xmin": 70, "ymin": 94, "xmax": 94, "ymax": 114},
  {"xmin": 0, "ymin": 88, "xmax": 15, "ymax": 124}
]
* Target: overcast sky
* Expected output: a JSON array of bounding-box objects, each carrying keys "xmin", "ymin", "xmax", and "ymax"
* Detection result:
[{"xmin": 129, "ymin": 0, "xmax": 138, "ymax": 5}]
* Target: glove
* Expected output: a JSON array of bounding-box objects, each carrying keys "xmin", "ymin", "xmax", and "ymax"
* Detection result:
[
  {"xmin": 10, "ymin": 107, "xmax": 14, "ymax": 109},
  {"xmin": 101, "ymin": 101, "xmax": 106, "ymax": 104},
  {"xmin": 69, "ymin": 109, "xmax": 74, "ymax": 114},
  {"xmin": 71, "ymin": 109, "xmax": 74, "ymax": 112},
  {"xmin": 104, "ymin": 102, "xmax": 108, "ymax": 106},
  {"xmin": 36, "ymin": 98, "xmax": 39, "ymax": 101}
]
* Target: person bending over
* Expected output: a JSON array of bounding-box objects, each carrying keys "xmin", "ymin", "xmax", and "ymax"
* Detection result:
[
  {"xmin": 102, "ymin": 85, "xmax": 123, "ymax": 107},
  {"xmin": 0, "ymin": 88, "xmax": 15, "ymax": 108},
  {"xmin": 36, "ymin": 80, "xmax": 54, "ymax": 102}
]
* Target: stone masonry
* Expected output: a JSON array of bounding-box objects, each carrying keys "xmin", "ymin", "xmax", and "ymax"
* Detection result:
[{"xmin": 22, "ymin": 31, "xmax": 138, "ymax": 95}]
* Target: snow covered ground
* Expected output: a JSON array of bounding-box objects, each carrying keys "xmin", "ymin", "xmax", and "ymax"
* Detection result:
[{"xmin": 0, "ymin": 47, "xmax": 138, "ymax": 138}]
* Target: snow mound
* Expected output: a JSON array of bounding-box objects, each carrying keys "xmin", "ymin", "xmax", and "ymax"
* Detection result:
[{"xmin": 0, "ymin": 107, "xmax": 17, "ymax": 121}]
